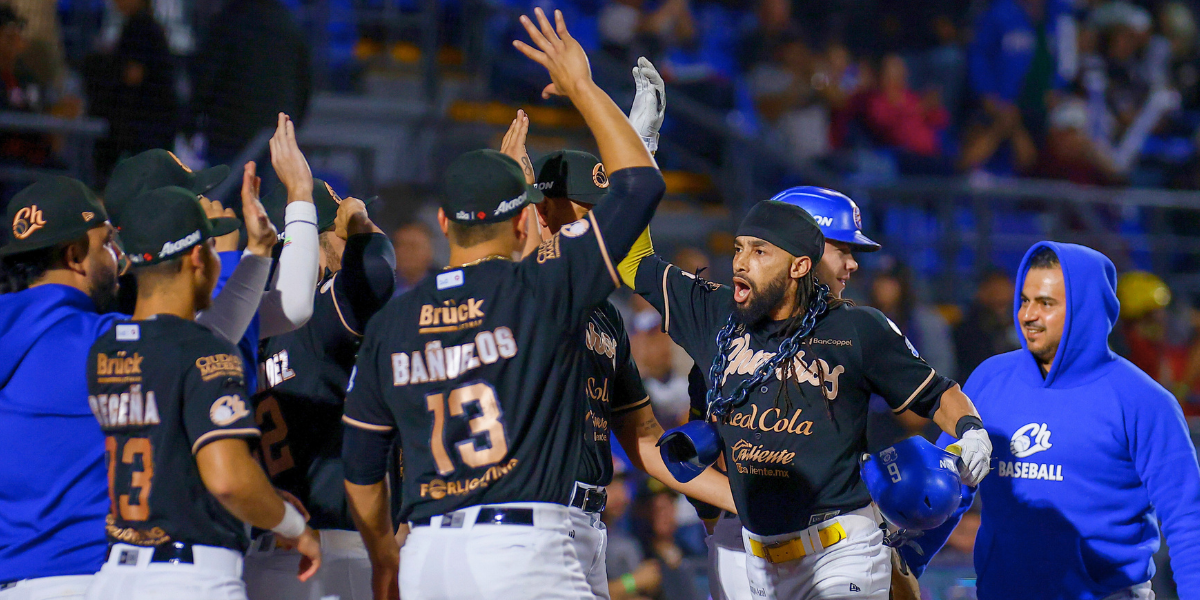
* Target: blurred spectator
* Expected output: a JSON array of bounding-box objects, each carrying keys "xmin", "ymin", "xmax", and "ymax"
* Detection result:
[
  {"xmin": 962, "ymin": 0, "xmax": 1075, "ymax": 173},
  {"xmin": 631, "ymin": 478, "xmax": 703, "ymax": 600},
  {"xmin": 672, "ymin": 245, "xmax": 710, "ymax": 276},
  {"xmin": 194, "ymin": 0, "xmax": 310, "ymax": 169},
  {"xmin": 736, "ymin": 0, "xmax": 791, "ymax": 71},
  {"xmin": 391, "ymin": 221, "xmax": 435, "ymax": 297},
  {"xmin": 858, "ymin": 53, "xmax": 953, "ymax": 174},
  {"xmin": 1160, "ymin": 2, "xmax": 1200, "ymax": 112},
  {"xmin": 604, "ymin": 468, "xmax": 661, "ymax": 600},
  {"xmin": 869, "ymin": 259, "xmax": 957, "ymax": 379},
  {"xmin": 1033, "ymin": 96, "xmax": 1121, "ymax": 184},
  {"xmin": 7, "ymin": 0, "xmax": 66, "ymax": 89},
  {"xmin": 629, "ymin": 310, "xmax": 690, "ymax": 428},
  {"xmin": 748, "ymin": 32, "xmax": 833, "ymax": 164},
  {"xmin": 1116, "ymin": 270, "xmax": 1175, "ymax": 384},
  {"xmin": 0, "ymin": 4, "xmax": 52, "ymax": 168},
  {"xmin": 598, "ymin": 0, "xmax": 693, "ymax": 66},
  {"xmin": 84, "ymin": 0, "xmax": 178, "ymax": 181},
  {"xmin": 954, "ymin": 268, "xmax": 1021, "ymax": 381}
]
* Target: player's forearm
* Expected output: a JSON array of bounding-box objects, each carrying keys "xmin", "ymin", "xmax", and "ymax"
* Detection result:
[
  {"xmin": 196, "ymin": 439, "xmax": 287, "ymax": 529},
  {"xmin": 571, "ymin": 82, "xmax": 656, "ymax": 173},
  {"xmin": 260, "ymin": 202, "xmax": 320, "ymax": 338},
  {"xmin": 616, "ymin": 406, "xmax": 737, "ymax": 513},
  {"xmin": 932, "ymin": 385, "xmax": 981, "ymax": 438},
  {"xmin": 346, "ymin": 481, "xmax": 400, "ymax": 569},
  {"xmin": 196, "ymin": 251, "xmax": 270, "ymax": 342}
]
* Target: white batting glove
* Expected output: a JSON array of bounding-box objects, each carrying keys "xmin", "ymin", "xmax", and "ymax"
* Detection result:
[
  {"xmin": 628, "ymin": 56, "xmax": 665, "ymax": 153},
  {"xmin": 948, "ymin": 429, "xmax": 992, "ymax": 487}
]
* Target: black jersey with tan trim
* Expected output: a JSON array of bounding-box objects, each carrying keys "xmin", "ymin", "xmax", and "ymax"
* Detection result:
[
  {"xmin": 345, "ymin": 217, "xmax": 628, "ymax": 521},
  {"xmin": 577, "ymin": 300, "xmax": 649, "ymax": 487},
  {"xmin": 87, "ymin": 315, "xmax": 259, "ymax": 552},
  {"xmin": 634, "ymin": 255, "xmax": 955, "ymax": 536},
  {"xmin": 255, "ymin": 232, "xmax": 397, "ymax": 530}
]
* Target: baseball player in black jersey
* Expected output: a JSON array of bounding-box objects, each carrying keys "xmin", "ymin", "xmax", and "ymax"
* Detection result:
[
  {"xmin": 340, "ymin": 10, "xmax": 665, "ymax": 600},
  {"xmin": 243, "ymin": 180, "xmax": 396, "ymax": 600},
  {"xmin": 621, "ymin": 200, "xmax": 993, "ymax": 599},
  {"xmin": 84, "ymin": 187, "xmax": 321, "ymax": 600},
  {"xmin": 506, "ymin": 57, "xmax": 734, "ymax": 600}
]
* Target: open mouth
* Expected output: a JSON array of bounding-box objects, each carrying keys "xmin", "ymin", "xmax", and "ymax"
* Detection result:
[{"xmin": 733, "ymin": 278, "xmax": 751, "ymax": 304}]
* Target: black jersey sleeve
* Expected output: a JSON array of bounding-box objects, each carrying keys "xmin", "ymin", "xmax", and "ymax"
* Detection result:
[
  {"xmin": 183, "ymin": 341, "xmax": 260, "ymax": 454},
  {"xmin": 335, "ymin": 232, "xmax": 396, "ymax": 335},
  {"xmin": 610, "ymin": 310, "xmax": 650, "ymax": 417},
  {"xmin": 851, "ymin": 307, "xmax": 954, "ymax": 419},
  {"xmin": 342, "ymin": 321, "xmax": 395, "ymax": 433},
  {"xmin": 633, "ymin": 255, "xmax": 733, "ymax": 364},
  {"xmin": 519, "ymin": 167, "xmax": 665, "ymax": 331}
]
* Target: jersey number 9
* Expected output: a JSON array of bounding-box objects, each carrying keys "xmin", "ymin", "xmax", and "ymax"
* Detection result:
[{"xmin": 426, "ymin": 382, "xmax": 509, "ymax": 476}]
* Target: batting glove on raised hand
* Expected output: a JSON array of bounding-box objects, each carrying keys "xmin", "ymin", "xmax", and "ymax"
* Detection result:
[
  {"xmin": 949, "ymin": 428, "xmax": 992, "ymax": 487},
  {"xmin": 628, "ymin": 56, "xmax": 665, "ymax": 153}
]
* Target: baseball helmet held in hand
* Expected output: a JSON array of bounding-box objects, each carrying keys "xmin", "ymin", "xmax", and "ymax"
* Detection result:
[
  {"xmin": 861, "ymin": 436, "xmax": 962, "ymax": 530},
  {"xmin": 657, "ymin": 421, "xmax": 722, "ymax": 483},
  {"xmin": 769, "ymin": 186, "xmax": 881, "ymax": 252}
]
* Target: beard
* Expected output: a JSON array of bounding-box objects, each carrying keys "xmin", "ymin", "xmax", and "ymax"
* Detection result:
[
  {"xmin": 734, "ymin": 271, "xmax": 790, "ymax": 327},
  {"xmin": 88, "ymin": 263, "xmax": 120, "ymax": 313}
]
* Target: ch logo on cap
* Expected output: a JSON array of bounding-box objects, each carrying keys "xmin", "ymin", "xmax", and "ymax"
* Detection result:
[
  {"xmin": 12, "ymin": 205, "xmax": 46, "ymax": 239},
  {"xmin": 324, "ymin": 181, "xmax": 342, "ymax": 205},
  {"xmin": 592, "ymin": 163, "xmax": 610, "ymax": 189},
  {"xmin": 166, "ymin": 151, "xmax": 193, "ymax": 173}
]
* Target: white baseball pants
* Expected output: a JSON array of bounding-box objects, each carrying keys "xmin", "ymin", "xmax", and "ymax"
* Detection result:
[
  {"xmin": 84, "ymin": 543, "xmax": 246, "ymax": 600},
  {"xmin": 243, "ymin": 530, "xmax": 371, "ymax": 600}
]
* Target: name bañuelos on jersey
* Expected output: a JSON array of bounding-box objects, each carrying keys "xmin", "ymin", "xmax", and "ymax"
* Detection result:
[{"xmin": 633, "ymin": 257, "xmax": 957, "ymax": 536}]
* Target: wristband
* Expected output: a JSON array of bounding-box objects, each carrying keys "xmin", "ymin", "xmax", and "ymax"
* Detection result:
[
  {"xmin": 621, "ymin": 573, "xmax": 637, "ymax": 594},
  {"xmin": 272, "ymin": 502, "xmax": 306, "ymax": 538},
  {"xmin": 955, "ymin": 415, "xmax": 984, "ymax": 439},
  {"xmin": 641, "ymin": 135, "xmax": 659, "ymax": 153}
]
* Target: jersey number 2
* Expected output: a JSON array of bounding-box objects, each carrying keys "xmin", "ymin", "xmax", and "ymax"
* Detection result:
[
  {"xmin": 105, "ymin": 436, "xmax": 153, "ymax": 521},
  {"xmin": 256, "ymin": 395, "xmax": 295, "ymax": 476},
  {"xmin": 426, "ymin": 382, "xmax": 508, "ymax": 476}
]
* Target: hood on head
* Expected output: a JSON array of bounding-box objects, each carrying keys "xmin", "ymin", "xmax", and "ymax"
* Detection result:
[{"xmin": 1013, "ymin": 241, "xmax": 1119, "ymax": 387}]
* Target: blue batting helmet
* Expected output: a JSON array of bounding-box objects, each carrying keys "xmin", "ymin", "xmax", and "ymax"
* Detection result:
[
  {"xmin": 656, "ymin": 421, "xmax": 722, "ymax": 483},
  {"xmin": 860, "ymin": 436, "xmax": 962, "ymax": 530},
  {"xmin": 769, "ymin": 187, "xmax": 881, "ymax": 251}
]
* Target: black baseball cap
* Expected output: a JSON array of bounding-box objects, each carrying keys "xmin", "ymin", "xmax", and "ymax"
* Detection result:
[
  {"xmin": 261, "ymin": 177, "xmax": 342, "ymax": 233},
  {"xmin": 534, "ymin": 150, "xmax": 610, "ymax": 206},
  {"xmin": 0, "ymin": 176, "xmax": 109, "ymax": 257},
  {"xmin": 442, "ymin": 150, "xmax": 542, "ymax": 224},
  {"xmin": 120, "ymin": 187, "xmax": 240, "ymax": 267},
  {"xmin": 103, "ymin": 149, "xmax": 230, "ymax": 224}
]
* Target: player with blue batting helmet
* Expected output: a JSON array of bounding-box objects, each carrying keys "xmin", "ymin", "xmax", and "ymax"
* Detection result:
[{"xmin": 769, "ymin": 186, "xmax": 879, "ymax": 298}]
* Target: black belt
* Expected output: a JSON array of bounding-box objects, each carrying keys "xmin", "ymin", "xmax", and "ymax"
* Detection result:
[
  {"xmin": 107, "ymin": 541, "xmax": 195, "ymax": 565},
  {"xmin": 569, "ymin": 483, "xmax": 607, "ymax": 513},
  {"xmin": 411, "ymin": 507, "xmax": 535, "ymax": 527}
]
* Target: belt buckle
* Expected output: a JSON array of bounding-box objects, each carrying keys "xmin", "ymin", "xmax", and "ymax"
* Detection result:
[
  {"xmin": 584, "ymin": 488, "xmax": 606, "ymax": 513},
  {"xmin": 764, "ymin": 539, "xmax": 804, "ymax": 564}
]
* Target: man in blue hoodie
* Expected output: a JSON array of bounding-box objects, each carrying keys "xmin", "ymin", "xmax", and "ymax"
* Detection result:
[{"xmin": 901, "ymin": 241, "xmax": 1200, "ymax": 600}]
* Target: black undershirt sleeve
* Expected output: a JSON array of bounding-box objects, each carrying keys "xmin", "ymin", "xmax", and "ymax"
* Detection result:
[
  {"xmin": 333, "ymin": 232, "xmax": 396, "ymax": 336},
  {"xmin": 343, "ymin": 425, "xmax": 395, "ymax": 485}
]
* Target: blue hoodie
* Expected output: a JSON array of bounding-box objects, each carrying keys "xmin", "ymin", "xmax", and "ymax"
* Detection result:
[
  {"xmin": 0, "ymin": 285, "xmax": 119, "ymax": 581},
  {"xmin": 901, "ymin": 242, "xmax": 1200, "ymax": 599}
]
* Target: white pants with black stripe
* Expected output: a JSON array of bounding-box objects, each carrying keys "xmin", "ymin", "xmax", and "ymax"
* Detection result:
[
  {"xmin": 708, "ymin": 513, "xmax": 753, "ymax": 600},
  {"xmin": 741, "ymin": 506, "xmax": 890, "ymax": 600},
  {"xmin": 400, "ymin": 503, "xmax": 592, "ymax": 600},
  {"xmin": 568, "ymin": 507, "xmax": 609, "ymax": 599}
]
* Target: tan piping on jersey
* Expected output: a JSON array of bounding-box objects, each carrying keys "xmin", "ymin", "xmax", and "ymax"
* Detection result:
[
  {"xmin": 661, "ymin": 267, "xmax": 671, "ymax": 333},
  {"xmin": 343, "ymin": 414, "xmax": 394, "ymax": 432},
  {"xmin": 328, "ymin": 272, "xmax": 363, "ymax": 337},
  {"xmin": 191, "ymin": 428, "xmax": 261, "ymax": 454},
  {"xmin": 893, "ymin": 369, "xmax": 936, "ymax": 414},
  {"xmin": 612, "ymin": 396, "xmax": 651, "ymax": 415},
  {"xmin": 589, "ymin": 212, "xmax": 619, "ymax": 287}
]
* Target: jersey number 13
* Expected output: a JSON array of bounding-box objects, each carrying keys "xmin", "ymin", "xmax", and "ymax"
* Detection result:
[{"xmin": 426, "ymin": 382, "xmax": 508, "ymax": 476}]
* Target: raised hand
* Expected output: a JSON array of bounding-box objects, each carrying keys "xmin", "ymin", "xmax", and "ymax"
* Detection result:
[
  {"xmin": 333, "ymin": 196, "xmax": 381, "ymax": 240},
  {"xmin": 499, "ymin": 109, "xmax": 535, "ymax": 184},
  {"xmin": 513, "ymin": 8, "xmax": 593, "ymax": 100},
  {"xmin": 241, "ymin": 161, "xmax": 277, "ymax": 257},
  {"xmin": 200, "ymin": 196, "xmax": 239, "ymax": 252},
  {"xmin": 629, "ymin": 56, "xmax": 666, "ymax": 152},
  {"xmin": 268, "ymin": 113, "xmax": 314, "ymax": 204}
]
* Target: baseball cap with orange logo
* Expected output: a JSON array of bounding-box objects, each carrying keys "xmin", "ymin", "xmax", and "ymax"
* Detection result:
[
  {"xmin": 103, "ymin": 149, "xmax": 230, "ymax": 226},
  {"xmin": 0, "ymin": 176, "xmax": 109, "ymax": 257}
]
